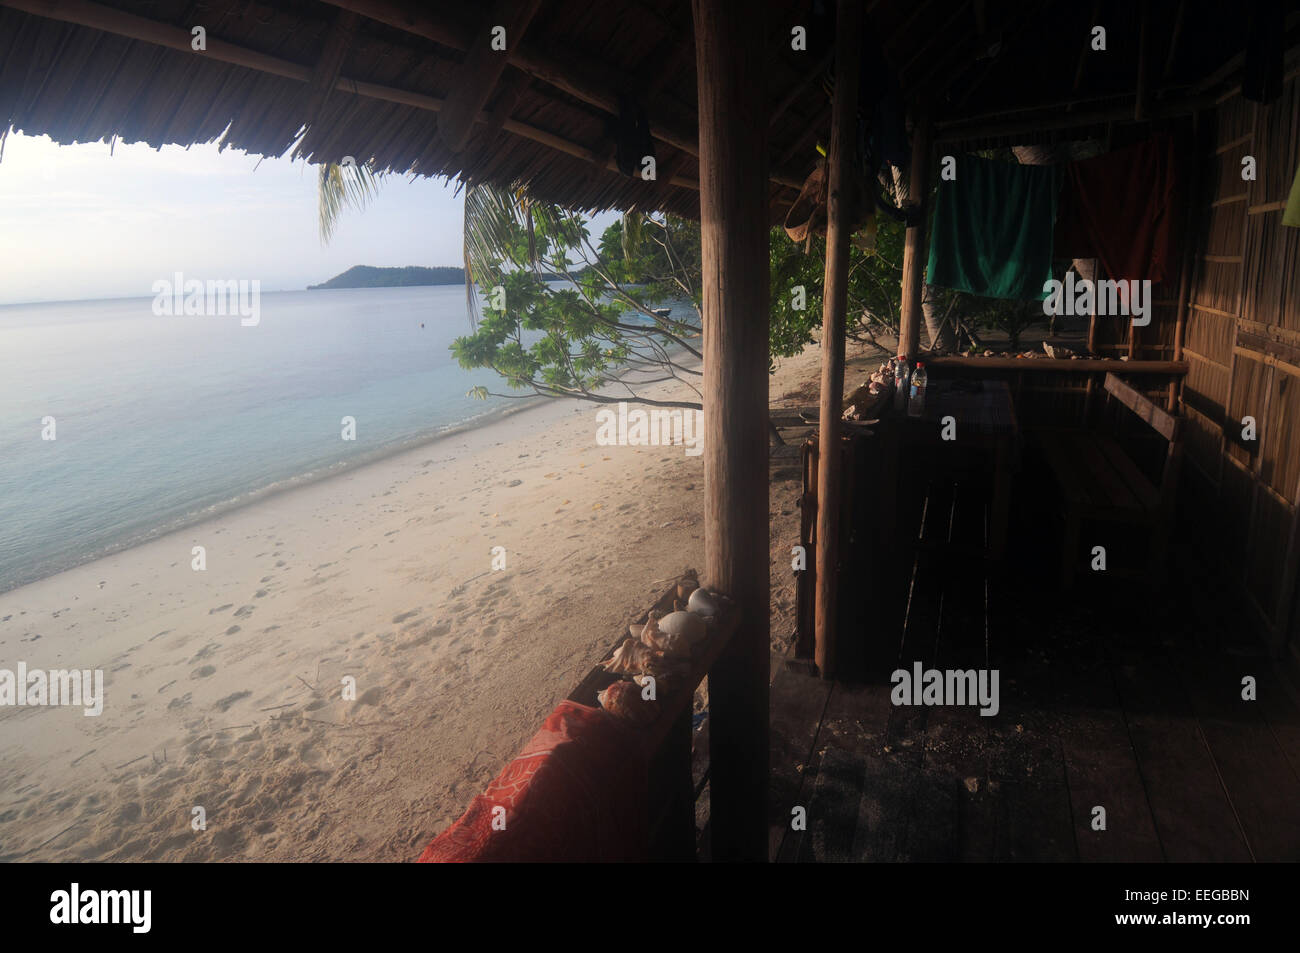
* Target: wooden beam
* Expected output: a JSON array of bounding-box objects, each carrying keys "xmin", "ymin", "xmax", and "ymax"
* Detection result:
[
  {"xmin": 0, "ymin": 0, "xmax": 317, "ymax": 81},
  {"xmin": 925, "ymin": 356, "xmax": 1189, "ymax": 374},
  {"xmin": 935, "ymin": 93, "xmax": 1216, "ymax": 141},
  {"xmin": 899, "ymin": 113, "xmax": 932, "ymax": 361},
  {"xmin": 302, "ymin": 9, "xmax": 361, "ymax": 127},
  {"xmin": 316, "ymin": 0, "xmax": 711, "ymax": 172},
  {"xmin": 436, "ymin": 0, "xmax": 542, "ymax": 154},
  {"xmin": 693, "ymin": 0, "xmax": 770, "ymax": 864},
  {"xmin": 1103, "ymin": 373, "xmax": 1180, "ymax": 442},
  {"xmin": 1069, "ymin": 0, "xmax": 1103, "ymax": 111},
  {"xmin": 813, "ymin": 0, "xmax": 862, "ymax": 682},
  {"xmin": 307, "ymin": 0, "xmax": 806, "ymax": 189},
  {"xmin": 464, "ymin": 66, "xmax": 532, "ymax": 167},
  {"xmin": 768, "ymin": 47, "xmax": 833, "ymax": 130}
]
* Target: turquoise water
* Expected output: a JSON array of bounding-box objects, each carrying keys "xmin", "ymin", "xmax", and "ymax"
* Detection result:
[{"xmin": 0, "ymin": 286, "xmax": 540, "ymax": 593}]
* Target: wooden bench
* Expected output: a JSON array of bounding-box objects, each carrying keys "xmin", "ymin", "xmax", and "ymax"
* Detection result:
[{"xmin": 1038, "ymin": 373, "xmax": 1183, "ymax": 588}]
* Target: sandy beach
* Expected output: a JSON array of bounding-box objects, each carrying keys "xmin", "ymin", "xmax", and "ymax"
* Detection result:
[{"xmin": 0, "ymin": 339, "xmax": 869, "ymax": 862}]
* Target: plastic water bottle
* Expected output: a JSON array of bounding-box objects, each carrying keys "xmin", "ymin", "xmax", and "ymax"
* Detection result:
[
  {"xmin": 907, "ymin": 361, "xmax": 927, "ymax": 417},
  {"xmin": 893, "ymin": 355, "xmax": 910, "ymax": 412}
]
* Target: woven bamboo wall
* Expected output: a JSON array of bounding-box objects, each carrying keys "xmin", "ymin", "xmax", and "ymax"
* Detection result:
[{"xmin": 1181, "ymin": 73, "xmax": 1300, "ymax": 654}]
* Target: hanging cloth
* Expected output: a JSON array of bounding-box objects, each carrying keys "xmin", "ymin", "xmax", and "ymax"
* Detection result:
[
  {"xmin": 613, "ymin": 94, "xmax": 655, "ymax": 177},
  {"xmin": 1054, "ymin": 133, "xmax": 1180, "ymax": 284},
  {"xmin": 1284, "ymin": 163, "xmax": 1300, "ymax": 228},
  {"xmin": 926, "ymin": 155, "xmax": 1060, "ymax": 301}
]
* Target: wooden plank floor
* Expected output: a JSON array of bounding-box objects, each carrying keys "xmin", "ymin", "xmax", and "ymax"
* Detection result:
[{"xmin": 770, "ymin": 460, "xmax": 1300, "ymax": 863}]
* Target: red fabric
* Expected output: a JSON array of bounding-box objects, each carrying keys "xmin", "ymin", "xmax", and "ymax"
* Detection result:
[
  {"xmin": 1055, "ymin": 134, "xmax": 1180, "ymax": 284},
  {"xmin": 417, "ymin": 700, "xmax": 647, "ymax": 863}
]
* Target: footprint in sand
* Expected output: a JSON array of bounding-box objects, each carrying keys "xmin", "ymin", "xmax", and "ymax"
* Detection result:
[
  {"xmin": 208, "ymin": 604, "xmax": 233, "ymax": 615},
  {"xmin": 189, "ymin": 642, "xmax": 220, "ymax": 663},
  {"xmin": 233, "ymin": 605, "xmax": 256, "ymax": 618},
  {"xmin": 214, "ymin": 691, "xmax": 250, "ymax": 713},
  {"xmin": 190, "ymin": 665, "xmax": 217, "ymax": 679},
  {"xmin": 391, "ymin": 609, "xmax": 421, "ymax": 624},
  {"xmin": 399, "ymin": 628, "xmax": 437, "ymax": 648},
  {"xmin": 167, "ymin": 693, "xmax": 192, "ymax": 710}
]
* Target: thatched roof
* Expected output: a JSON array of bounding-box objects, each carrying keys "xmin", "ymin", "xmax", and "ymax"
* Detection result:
[{"xmin": 1, "ymin": 0, "xmax": 1292, "ymax": 221}]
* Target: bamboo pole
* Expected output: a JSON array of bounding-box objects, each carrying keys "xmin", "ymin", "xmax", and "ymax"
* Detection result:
[
  {"xmin": 899, "ymin": 114, "xmax": 933, "ymax": 361},
  {"xmin": 813, "ymin": 0, "xmax": 862, "ymax": 681},
  {"xmin": 692, "ymin": 0, "xmax": 769, "ymax": 863}
]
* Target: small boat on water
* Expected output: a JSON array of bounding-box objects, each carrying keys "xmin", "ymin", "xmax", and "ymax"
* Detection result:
[{"xmin": 651, "ymin": 308, "xmax": 672, "ymax": 319}]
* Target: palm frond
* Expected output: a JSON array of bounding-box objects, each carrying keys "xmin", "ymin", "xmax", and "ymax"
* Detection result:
[
  {"xmin": 621, "ymin": 211, "xmax": 644, "ymax": 261},
  {"xmin": 318, "ymin": 160, "xmax": 382, "ymax": 244},
  {"xmin": 463, "ymin": 182, "xmax": 528, "ymax": 320}
]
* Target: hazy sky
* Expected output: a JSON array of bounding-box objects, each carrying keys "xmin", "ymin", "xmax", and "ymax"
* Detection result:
[{"xmin": 0, "ymin": 132, "xmax": 481, "ymax": 305}]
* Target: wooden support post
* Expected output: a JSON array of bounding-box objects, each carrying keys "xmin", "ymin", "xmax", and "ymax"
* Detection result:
[
  {"xmin": 692, "ymin": 0, "xmax": 770, "ymax": 863},
  {"xmin": 813, "ymin": 0, "xmax": 862, "ymax": 681},
  {"xmin": 1169, "ymin": 110, "xmax": 1201, "ymax": 411},
  {"xmin": 899, "ymin": 114, "xmax": 932, "ymax": 361}
]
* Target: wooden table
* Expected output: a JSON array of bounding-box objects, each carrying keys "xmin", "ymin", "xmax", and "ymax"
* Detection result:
[{"xmin": 896, "ymin": 378, "xmax": 1020, "ymax": 559}]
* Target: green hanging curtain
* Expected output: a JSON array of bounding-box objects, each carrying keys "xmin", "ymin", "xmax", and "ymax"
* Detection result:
[{"xmin": 926, "ymin": 155, "xmax": 1060, "ymax": 301}]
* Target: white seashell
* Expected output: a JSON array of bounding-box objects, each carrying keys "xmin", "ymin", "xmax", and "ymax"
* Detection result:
[
  {"xmin": 687, "ymin": 587, "xmax": 721, "ymax": 619},
  {"xmin": 643, "ymin": 621, "xmax": 692, "ymax": 658},
  {"xmin": 657, "ymin": 609, "xmax": 707, "ymax": 646}
]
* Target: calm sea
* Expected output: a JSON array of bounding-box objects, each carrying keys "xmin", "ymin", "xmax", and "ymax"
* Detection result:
[{"xmin": 0, "ymin": 285, "xmax": 553, "ymax": 593}]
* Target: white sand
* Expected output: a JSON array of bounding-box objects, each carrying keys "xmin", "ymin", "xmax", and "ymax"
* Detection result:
[{"xmin": 0, "ymin": 340, "xmax": 865, "ymax": 861}]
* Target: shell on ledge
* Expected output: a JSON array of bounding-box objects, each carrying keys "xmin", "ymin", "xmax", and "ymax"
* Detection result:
[
  {"xmin": 602, "ymin": 637, "xmax": 655, "ymax": 675},
  {"xmin": 657, "ymin": 610, "xmax": 707, "ymax": 647},
  {"xmin": 597, "ymin": 681, "xmax": 658, "ymax": 725},
  {"xmin": 686, "ymin": 587, "xmax": 721, "ymax": 619},
  {"xmin": 641, "ymin": 616, "xmax": 693, "ymax": 658}
]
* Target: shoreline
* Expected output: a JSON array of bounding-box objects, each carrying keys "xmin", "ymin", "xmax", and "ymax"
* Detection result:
[{"xmin": 0, "ymin": 392, "xmax": 559, "ymax": 597}]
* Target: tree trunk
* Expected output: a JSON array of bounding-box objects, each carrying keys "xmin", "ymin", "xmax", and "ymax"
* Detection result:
[{"xmin": 921, "ymin": 283, "xmax": 956, "ymax": 351}]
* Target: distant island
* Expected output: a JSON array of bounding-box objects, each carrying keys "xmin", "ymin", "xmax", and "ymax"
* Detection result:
[{"xmin": 307, "ymin": 265, "xmax": 464, "ymax": 290}]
